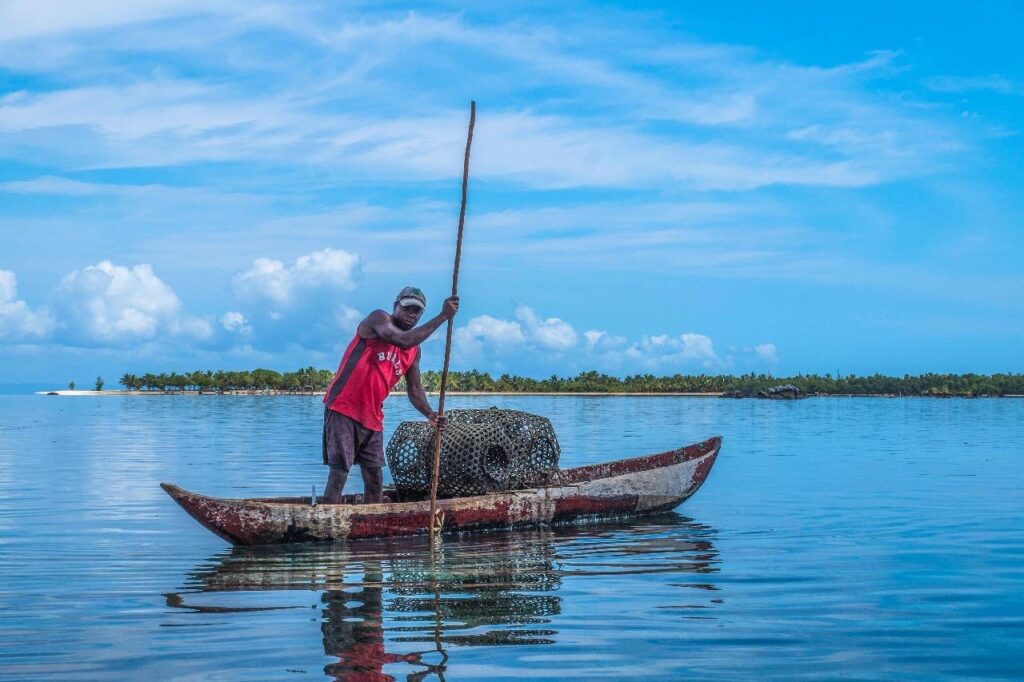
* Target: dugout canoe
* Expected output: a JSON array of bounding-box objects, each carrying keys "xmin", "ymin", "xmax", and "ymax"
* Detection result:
[{"xmin": 161, "ymin": 435, "xmax": 721, "ymax": 546}]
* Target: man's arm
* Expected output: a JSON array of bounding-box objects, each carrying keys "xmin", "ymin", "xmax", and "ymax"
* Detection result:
[
  {"xmin": 405, "ymin": 351, "xmax": 445, "ymax": 428},
  {"xmin": 359, "ymin": 296, "xmax": 459, "ymax": 349}
]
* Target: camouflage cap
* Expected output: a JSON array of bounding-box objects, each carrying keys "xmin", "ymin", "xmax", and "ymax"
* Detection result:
[{"xmin": 396, "ymin": 286, "xmax": 426, "ymax": 309}]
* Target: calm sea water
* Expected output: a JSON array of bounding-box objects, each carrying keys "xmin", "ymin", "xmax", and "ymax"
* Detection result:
[{"xmin": 1, "ymin": 394, "xmax": 1023, "ymax": 680}]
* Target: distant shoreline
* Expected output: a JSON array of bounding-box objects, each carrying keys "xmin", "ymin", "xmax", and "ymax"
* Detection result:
[
  {"xmin": 33, "ymin": 389, "xmax": 1024, "ymax": 398},
  {"xmin": 95, "ymin": 369, "xmax": 1024, "ymax": 398}
]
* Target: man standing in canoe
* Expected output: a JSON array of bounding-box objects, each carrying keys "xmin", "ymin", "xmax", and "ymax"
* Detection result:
[{"xmin": 322, "ymin": 286, "xmax": 459, "ymax": 504}]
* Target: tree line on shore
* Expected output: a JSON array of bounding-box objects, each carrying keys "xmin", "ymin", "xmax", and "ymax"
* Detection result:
[
  {"xmin": 118, "ymin": 368, "xmax": 335, "ymax": 393},
  {"xmin": 118, "ymin": 368, "xmax": 1024, "ymax": 396}
]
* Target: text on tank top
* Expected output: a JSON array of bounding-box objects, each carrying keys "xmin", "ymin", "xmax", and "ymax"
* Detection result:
[{"xmin": 323, "ymin": 334, "xmax": 420, "ymax": 431}]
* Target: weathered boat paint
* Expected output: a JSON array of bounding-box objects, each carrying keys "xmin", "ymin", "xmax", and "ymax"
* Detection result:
[{"xmin": 161, "ymin": 435, "xmax": 721, "ymax": 545}]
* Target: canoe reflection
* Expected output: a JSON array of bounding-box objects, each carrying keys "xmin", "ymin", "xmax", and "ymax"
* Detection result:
[{"xmin": 167, "ymin": 514, "xmax": 719, "ymax": 681}]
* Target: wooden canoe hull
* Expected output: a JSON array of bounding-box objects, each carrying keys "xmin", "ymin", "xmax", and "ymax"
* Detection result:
[{"xmin": 162, "ymin": 435, "xmax": 721, "ymax": 545}]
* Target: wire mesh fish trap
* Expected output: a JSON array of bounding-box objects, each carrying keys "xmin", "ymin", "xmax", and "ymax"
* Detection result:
[{"xmin": 386, "ymin": 408, "xmax": 560, "ymax": 498}]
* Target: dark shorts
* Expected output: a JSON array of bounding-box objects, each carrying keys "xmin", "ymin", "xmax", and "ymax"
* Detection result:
[{"xmin": 322, "ymin": 408, "xmax": 385, "ymax": 470}]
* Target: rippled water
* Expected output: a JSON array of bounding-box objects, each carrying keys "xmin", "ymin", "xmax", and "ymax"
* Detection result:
[{"xmin": 1, "ymin": 394, "xmax": 1023, "ymax": 680}]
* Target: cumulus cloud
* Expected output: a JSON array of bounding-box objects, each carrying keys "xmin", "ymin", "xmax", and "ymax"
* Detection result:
[
  {"xmin": 227, "ymin": 248, "xmax": 364, "ymax": 353},
  {"xmin": 55, "ymin": 260, "xmax": 211, "ymax": 345},
  {"xmin": 0, "ymin": 269, "xmax": 54, "ymax": 341},
  {"xmin": 454, "ymin": 314, "xmax": 527, "ymax": 356},
  {"xmin": 452, "ymin": 306, "xmax": 579, "ymax": 364},
  {"xmin": 624, "ymin": 332, "xmax": 721, "ymax": 369},
  {"xmin": 584, "ymin": 329, "xmax": 627, "ymax": 351},
  {"xmin": 515, "ymin": 305, "xmax": 578, "ymax": 351},
  {"xmin": 754, "ymin": 342, "xmax": 779, "ymax": 362},
  {"xmin": 233, "ymin": 258, "xmax": 290, "ymax": 305},
  {"xmin": 232, "ymin": 248, "xmax": 360, "ymax": 308},
  {"xmin": 220, "ymin": 311, "xmax": 251, "ymax": 334},
  {"xmin": 295, "ymin": 249, "xmax": 361, "ymax": 287},
  {"xmin": 680, "ymin": 333, "xmax": 718, "ymax": 362}
]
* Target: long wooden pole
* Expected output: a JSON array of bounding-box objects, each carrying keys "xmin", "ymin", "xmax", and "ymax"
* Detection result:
[{"xmin": 428, "ymin": 101, "xmax": 476, "ymax": 549}]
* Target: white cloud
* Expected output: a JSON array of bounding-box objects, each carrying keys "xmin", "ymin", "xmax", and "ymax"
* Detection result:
[
  {"xmin": 0, "ymin": 269, "xmax": 55, "ymax": 341},
  {"xmin": 333, "ymin": 304, "xmax": 363, "ymax": 330},
  {"xmin": 0, "ymin": 271, "xmax": 15, "ymax": 303},
  {"xmin": 220, "ymin": 311, "xmax": 251, "ymax": 334},
  {"xmin": 680, "ymin": 333, "xmax": 718, "ymax": 362},
  {"xmin": 0, "ymin": 0, "xmax": 231, "ymax": 42},
  {"xmin": 754, "ymin": 342, "xmax": 779, "ymax": 363},
  {"xmin": 226, "ymin": 249, "xmax": 363, "ymax": 353},
  {"xmin": 232, "ymin": 248, "xmax": 360, "ymax": 307},
  {"xmin": 233, "ymin": 258, "xmax": 291, "ymax": 305},
  {"xmin": 2, "ymin": 176, "xmax": 109, "ymax": 196},
  {"xmin": 583, "ymin": 329, "xmax": 628, "ymax": 352},
  {"xmin": 0, "ymin": 176, "xmax": 271, "ymax": 214},
  {"xmin": 624, "ymin": 332, "xmax": 721, "ymax": 369},
  {"xmin": 56, "ymin": 260, "xmax": 210, "ymax": 345},
  {"xmin": 452, "ymin": 306, "xmax": 578, "ymax": 364},
  {"xmin": 515, "ymin": 305, "xmax": 578, "ymax": 351},
  {"xmin": 0, "ymin": 80, "xmax": 274, "ymax": 138},
  {"xmin": 293, "ymin": 248, "xmax": 361, "ymax": 289},
  {"xmin": 454, "ymin": 314, "xmax": 527, "ymax": 356},
  {"xmin": 170, "ymin": 316, "xmax": 213, "ymax": 339}
]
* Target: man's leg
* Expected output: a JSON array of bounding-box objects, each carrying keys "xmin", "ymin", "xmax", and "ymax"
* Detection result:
[
  {"xmin": 323, "ymin": 465, "xmax": 350, "ymax": 504},
  {"xmin": 323, "ymin": 408, "xmax": 360, "ymax": 504},
  {"xmin": 360, "ymin": 466, "xmax": 383, "ymax": 504},
  {"xmin": 353, "ymin": 422, "xmax": 385, "ymax": 504}
]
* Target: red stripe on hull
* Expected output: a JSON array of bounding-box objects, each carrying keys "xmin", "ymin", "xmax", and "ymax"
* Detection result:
[
  {"xmin": 347, "ymin": 510, "xmax": 433, "ymax": 539},
  {"xmin": 552, "ymin": 495, "xmax": 640, "ymax": 519}
]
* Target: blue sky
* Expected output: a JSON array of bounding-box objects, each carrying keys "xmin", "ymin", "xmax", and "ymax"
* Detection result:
[{"xmin": 1, "ymin": 1, "xmax": 1022, "ymax": 384}]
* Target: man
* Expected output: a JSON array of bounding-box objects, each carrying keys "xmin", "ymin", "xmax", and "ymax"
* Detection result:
[{"xmin": 322, "ymin": 286, "xmax": 459, "ymax": 504}]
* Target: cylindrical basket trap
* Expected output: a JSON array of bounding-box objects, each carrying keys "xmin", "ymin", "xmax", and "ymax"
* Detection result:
[{"xmin": 386, "ymin": 408, "xmax": 560, "ymax": 498}]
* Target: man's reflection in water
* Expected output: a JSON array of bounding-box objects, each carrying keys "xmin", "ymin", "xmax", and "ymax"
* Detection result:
[
  {"xmin": 321, "ymin": 560, "xmax": 438, "ymax": 681},
  {"xmin": 320, "ymin": 534, "xmax": 562, "ymax": 680}
]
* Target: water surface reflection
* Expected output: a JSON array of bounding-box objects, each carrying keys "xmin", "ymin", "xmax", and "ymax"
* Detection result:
[{"xmin": 166, "ymin": 515, "xmax": 719, "ymax": 680}]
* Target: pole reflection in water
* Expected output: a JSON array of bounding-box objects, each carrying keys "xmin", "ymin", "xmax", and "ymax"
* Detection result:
[{"xmin": 165, "ymin": 514, "xmax": 720, "ymax": 681}]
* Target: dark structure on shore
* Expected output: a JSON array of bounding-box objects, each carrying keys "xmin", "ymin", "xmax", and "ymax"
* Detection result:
[{"xmin": 721, "ymin": 384, "xmax": 807, "ymax": 399}]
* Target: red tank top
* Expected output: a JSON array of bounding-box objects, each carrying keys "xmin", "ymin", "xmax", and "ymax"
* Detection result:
[{"xmin": 323, "ymin": 334, "xmax": 420, "ymax": 431}]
